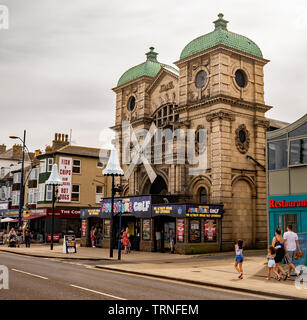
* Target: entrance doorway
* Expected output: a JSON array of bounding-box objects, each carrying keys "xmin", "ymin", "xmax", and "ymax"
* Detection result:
[
  {"xmin": 88, "ymin": 217, "xmax": 103, "ymax": 247},
  {"xmin": 114, "ymin": 215, "xmax": 141, "ymax": 251},
  {"xmin": 154, "ymin": 216, "xmax": 176, "ymax": 252}
]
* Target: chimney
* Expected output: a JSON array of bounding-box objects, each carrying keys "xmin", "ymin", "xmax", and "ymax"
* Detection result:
[
  {"xmin": 12, "ymin": 144, "xmax": 22, "ymax": 159},
  {"xmin": 34, "ymin": 149, "xmax": 42, "ymax": 157},
  {"xmin": 0, "ymin": 144, "xmax": 6, "ymax": 154},
  {"xmin": 52, "ymin": 132, "xmax": 69, "ymax": 151}
]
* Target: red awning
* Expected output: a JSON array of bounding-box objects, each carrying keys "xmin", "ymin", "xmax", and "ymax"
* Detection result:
[{"xmin": 22, "ymin": 215, "xmax": 46, "ymax": 221}]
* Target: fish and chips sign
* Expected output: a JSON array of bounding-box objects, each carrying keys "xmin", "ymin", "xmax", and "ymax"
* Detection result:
[{"xmin": 58, "ymin": 157, "xmax": 72, "ymax": 202}]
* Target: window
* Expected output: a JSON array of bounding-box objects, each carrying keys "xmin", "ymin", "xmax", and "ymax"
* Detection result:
[
  {"xmin": 46, "ymin": 185, "xmax": 53, "ymax": 201},
  {"xmin": 47, "ymin": 158, "xmax": 54, "ymax": 172},
  {"xmin": 283, "ymin": 214, "xmax": 298, "ymax": 233},
  {"xmin": 204, "ymin": 219, "xmax": 217, "ymax": 242},
  {"xmin": 103, "ymin": 220, "xmax": 111, "ymax": 238},
  {"xmin": 39, "ymin": 159, "xmax": 46, "ymax": 173},
  {"xmin": 12, "ymin": 191, "xmax": 20, "ymax": 206},
  {"xmin": 153, "ymin": 104, "xmax": 178, "ymax": 129},
  {"xmin": 97, "ymin": 161, "xmax": 104, "ymax": 168},
  {"xmin": 235, "ymin": 69, "xmax": 247, "ymax": 88},
  {"xmin": 29, "ymin": 168, "xmax": 38, "ymax": 181},
  {"xmin": 289, "ymin": 138, "xmax": 307, "ymax": 166},
  {"xmin": 199, "ymin": 187, "xmax": 207, "ymax": 203},
  {"xmin": 189, "ymin": 219, "xmax": 201, "ymax": 243},
  {"xmin": 13, "ymin": 172, "xmax": 21, "ymax": 184},
  {"xmin": 96, "ymin": 185, "xmax": 104, "ymax": 203},
  {"xmin": 127, "ymin": 96, "xmax": 136, "ymax": 112},
  {"xmin": 1, "ymin": 186, "xmax": 6, "ymax": 200},
  {"xmin": 38, "ymin": 183, "xmax": 45, "ymax": 202},
  {"xmin": 268, "ymin": 140, "xmax": 288, "ymax": 170},
  {"xmin": 195, "ymin": 70, "xmax": 207, "ymax": 89},
  {"xmin": 28, "ymin": 188, "xmax": 38, "ymax": 204},
  {"xmin": 72, "ymin": 160, "xmax": 81, "ymax": 174},
  {"xmin": 71, "ymin": 184, "xmax": 80, "ymax": 202}
]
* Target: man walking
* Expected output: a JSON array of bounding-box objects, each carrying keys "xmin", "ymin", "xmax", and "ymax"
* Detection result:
[{"xmin": 283, "ymin": 224, "xmax": 302, "ymax": 278}]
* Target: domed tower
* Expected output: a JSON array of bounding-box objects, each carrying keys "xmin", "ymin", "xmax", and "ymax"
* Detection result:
[{"xmin": 174, "ymin": 13, "xmax": 271, "ymax": 249}]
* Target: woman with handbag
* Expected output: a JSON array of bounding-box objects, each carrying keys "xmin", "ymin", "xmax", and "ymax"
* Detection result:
[{"xmin": 272, "ymin": 228, "xmax": 287, "ymax": 280}]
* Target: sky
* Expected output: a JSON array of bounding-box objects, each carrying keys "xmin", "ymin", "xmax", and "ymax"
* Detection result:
[{"xmin": 0, "ymin": 0, "xmax": 306, "ymax": 152}]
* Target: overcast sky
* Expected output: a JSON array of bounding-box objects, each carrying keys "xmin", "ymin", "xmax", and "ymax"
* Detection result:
[{"xmin": 0, "ymin": 0, "xmax": 306, "ymax": 152}]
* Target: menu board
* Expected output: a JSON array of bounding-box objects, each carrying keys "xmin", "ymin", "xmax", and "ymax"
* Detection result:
[
  {"xmin": 189, "ymin": 219, "xmax": 201, "ymax": 243},
  {"xmin": 177, "ymin": 219, "xmax": 184, "ymax": 242},
  {"xmin": 142, "ymin": 219, "xmax": 151, "ymax": 240},
  {"xmin": 204, "ymin": 219, "xmax": 217, "ymax": 242}
]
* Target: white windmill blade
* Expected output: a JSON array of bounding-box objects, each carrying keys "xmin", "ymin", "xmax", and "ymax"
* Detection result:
[
  {"xmin": 142, "ymin": 122, "xmax": 157, "ymax": 149},
  {"xmin": 130, "ymin": 130, "xmax": 141, "ymax": 152},
  {"xmin": 140, "ymin": 155, "xmax": 157, "ymax": 183}
]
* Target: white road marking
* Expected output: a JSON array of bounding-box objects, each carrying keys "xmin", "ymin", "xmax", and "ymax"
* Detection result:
[
  {"xmin": 70, "ymin": 284, "xmax": 126, "ymax": 300},
  {"xmin": 12, "ymin": 269, "xmax": 48, "ymax": 280}
]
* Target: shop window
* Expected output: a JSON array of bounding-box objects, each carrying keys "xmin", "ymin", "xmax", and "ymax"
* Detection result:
[
  {"xmin": 268, "ymin": 140, "xmax": 288, "ymax": 170},
  {"xmin": 104, "ymin": 220, "xmax": 111, "ymax": 238},
  {"xmin": 47, "ymin": 158, "xmax": 54, "ymax": 172},
  {"xmin": 176, "ymin": 219, "xmax": 184, "ymax": 243},
  {"xmin": 142, "ymin": 219, "xmax": 151, "ymax": 240},
  {"xmin": 289, "ymin": 138, "xmax": 307, "ymax": 166},
  {"xmin": 199, "ymin": 187, "xmax": 207, "ymax": 203},
  {"xmin": 283, "ymin": 214, "xmax": 298, "ymax": 233},
  {"xmin": 46, "ymin": 185, "xmax": 53, "ymax": 201},
  {"xmin": 96, "ymin": 185, "xmax": 104, "ymax": 203},
  {"xmin": 189, "ymin": 219, "xmax": 201, "ymax": 243},
  {"xmin": 204, "ymin": 219, "xmax": 217, "ymax": 242},
  {"xmin": 72, "ymin": 159, "xmax": 81, "ymax": 174},
  {"xmin": 71, "ymin": 184, "xmax": 80, "ymax": 202}
]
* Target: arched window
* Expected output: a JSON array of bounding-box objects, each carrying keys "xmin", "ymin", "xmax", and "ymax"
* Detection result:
[
  {"xmin": 199, "ymin": 187, "xmax": 207, "ymax": 203},
  {"xmin": 153, "ymin": 104, "xmax": 179, "ymax": 129}
]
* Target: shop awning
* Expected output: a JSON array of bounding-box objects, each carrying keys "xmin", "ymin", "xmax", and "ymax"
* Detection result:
[
  {"xmin": 22, "ymin": 215, "xmax": 45, "ymax": 221},
  {"xmin": 0, "ymin": 217, "xmax": 18, "ymax": 223}
]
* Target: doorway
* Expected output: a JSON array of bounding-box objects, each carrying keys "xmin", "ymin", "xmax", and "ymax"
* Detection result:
[
  {"xmin": 114, "ymin": 215, "xmax": 140, "ymax": 251},
  {"xmin": 154, "ymin": 216, "xmax": 176, "ymax": 252}
]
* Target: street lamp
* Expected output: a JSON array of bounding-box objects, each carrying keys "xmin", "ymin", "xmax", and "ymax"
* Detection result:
[
  {"xmin": 9, "ymin": 130, "xmax": 26, "ymax": 228},
  {"xmin": 46, "ymin": 164, "xmax": 62, "ymax": 250},
  {"xmin": 102, "ymin": 147, "xmax": 124, "ymax": 258}
]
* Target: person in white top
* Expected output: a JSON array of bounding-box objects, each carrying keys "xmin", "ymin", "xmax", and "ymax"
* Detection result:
[{"xmin": 283, "ymin": 224, "xmax": 302, "ymax": 278}]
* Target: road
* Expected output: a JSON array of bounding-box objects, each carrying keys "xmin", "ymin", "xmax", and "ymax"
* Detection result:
[{"xmin": 0, "ymin": 252, "xmax": 269, "ymax": 300}]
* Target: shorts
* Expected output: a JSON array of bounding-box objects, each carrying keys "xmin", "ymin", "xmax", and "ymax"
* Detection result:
[
  {"xmin": 17, "ymin": 236, "xmax": 22, "ymax": 241},
  {"xmin": 235, "ymin": 255, "xmax": 244, "ymax": 263},
  {"xmin": 268, "ymin": 259, "xmax": 276, "ymax": 268},
  {"xmin": 285, "ymin": 251, "xmax": 296, "ymax": 264}
]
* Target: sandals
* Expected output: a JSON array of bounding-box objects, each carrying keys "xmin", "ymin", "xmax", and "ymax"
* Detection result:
[{"xmin": 238, "ymin": 273, "xmax": 243, "ymax": 279}]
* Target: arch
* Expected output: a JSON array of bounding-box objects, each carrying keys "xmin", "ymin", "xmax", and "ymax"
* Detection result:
[
  {"xmin": 231, "ymin": 175, "xmax": 256, "ymax": 198},
  {"xmin": 141, "ymin": 173, "xmax": 169, "ymax": 195},
  {"xmin": 188, "ymin": 175, "xmax": 211, "ymax": 202},
  {"xmin": 122, "ymin": 184, "xmax": 129, "ymax": 196}
]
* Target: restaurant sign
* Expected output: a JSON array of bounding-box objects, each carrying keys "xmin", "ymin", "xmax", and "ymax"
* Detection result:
[{"xmin": 80, "ymin": 208, "xmax": 101, "ymax": 219}]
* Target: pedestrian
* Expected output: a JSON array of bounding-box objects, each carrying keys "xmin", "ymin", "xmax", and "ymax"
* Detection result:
[
  {"xmin": 271, "ymin": 228, "xmax": 287, "ymax": 280},
  {"xmin": 122, "ymin": 227, "xmax": 130, "ymax": 254},
  {"xmin": 90, "ymin": 226, "xmax": 96, "ymax": 248},
  {"xmin": 170, "ymin": 232, "xmax": 175, "ymax": 254},
  {"xmin": 24, "ymin": 228, "xmax": 32, "ymax": 248},
  {"xmin": 266, "ymin": 246, "xmax": 281, "ymax": 281},
  {"xmin": 234, "ymin": 239, "xmax": 244, "ymax": 279},
  {"xmin": 17, "ymin": 226, "xmax": 23, "ymax": 248},
  {"xmin": 283, "ymin": 225, "xmax": 303, "ymax": 278}
]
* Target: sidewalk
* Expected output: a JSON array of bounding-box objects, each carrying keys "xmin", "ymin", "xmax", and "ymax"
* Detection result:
[{"xmin": 1, "ymin": 244, "xmax": 306, "ymax": 299}]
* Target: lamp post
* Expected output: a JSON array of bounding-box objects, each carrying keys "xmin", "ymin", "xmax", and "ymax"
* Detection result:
[
  {"xmin": 102, "ymin": 148, "xmax": 124, "ymax": 258},
  {"xmin": 46, "ymin": 164, "xmax": 62, "ymax": 250},
  {"xmin": 9, "ymin": 130, "xmax": 26, "ymax": 228}
]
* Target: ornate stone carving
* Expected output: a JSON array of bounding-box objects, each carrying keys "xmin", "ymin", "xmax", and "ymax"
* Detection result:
[
  {"xmin": 235, "ymin": 124, "xmax": 250, "ymax": 154},
  {"xmin": 206, "ymin": 111, "xmax": 235, "ymax": 122},
  {"xmin": 159, "ymin": 81, "xmax": 174, "ymax": 93},
  {"xmin": 254, "ymin": 119, "xmax": 270, "ymax": 128}
]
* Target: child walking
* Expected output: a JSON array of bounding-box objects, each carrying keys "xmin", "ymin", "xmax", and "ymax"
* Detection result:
[
  {"xmin": 234, "ymin": 240, "xmax": 244, "ymax": 279},
  {"xmin": 266, "ymin": 246, "xmax": 281, "ymax": 281}
]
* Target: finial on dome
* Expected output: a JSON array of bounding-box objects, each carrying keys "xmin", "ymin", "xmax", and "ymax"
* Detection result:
[
  {"xmin": 146, "ymin": 47, "xmax": 158, "ymax": 62},
  {"xmin": 213, "ymin": 13, "xmax": 228, "ymax": 30}
]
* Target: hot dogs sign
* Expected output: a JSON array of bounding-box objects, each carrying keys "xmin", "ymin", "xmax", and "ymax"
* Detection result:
[{"xmin": 58, "ymin": 157, "xmax": 72, "ymax": 202}]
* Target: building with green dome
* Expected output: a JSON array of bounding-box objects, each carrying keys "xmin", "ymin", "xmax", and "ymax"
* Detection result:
[{"xmin": 104, "ymin": 14, "xmax": 285, "ymax": 254}]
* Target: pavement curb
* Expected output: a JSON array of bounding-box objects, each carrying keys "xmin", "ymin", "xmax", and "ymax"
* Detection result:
[
  {"xmin": 0, "ymin": 248, "xmax": 112, "ymax": 261},
  {"xmin": 95, "ymin": 265, "xmax": 304, "ymax": 300}
]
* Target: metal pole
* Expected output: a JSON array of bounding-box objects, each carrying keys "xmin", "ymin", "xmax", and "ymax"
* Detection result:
[
  {"xmin": 109, "ymin": 175, "xmax": 114, "ymax": 258},
  {"xmin": 18, "ymin": 130, "xmax": 26, "ymax": 228},
  {"xmin": 50, "ymin": 185, "xmax": 55, "ymax": 250},
  {"xmin": 118, "ymin": 201, "xmax": 122, "ymax": 260}
]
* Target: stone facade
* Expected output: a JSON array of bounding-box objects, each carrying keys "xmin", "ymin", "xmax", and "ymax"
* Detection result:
[{"xmin": 111, "ymin": 15, "xmax": 272, "ymax": 252}]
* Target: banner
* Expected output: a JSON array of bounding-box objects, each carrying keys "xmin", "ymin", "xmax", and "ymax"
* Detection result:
[
  {"xmin": 58, "ymin": 157, "xmax": 72, "ymax": 202},
  {"xmin": 295, "ymin": 233, "xmax": 307, "ymax": 267}
]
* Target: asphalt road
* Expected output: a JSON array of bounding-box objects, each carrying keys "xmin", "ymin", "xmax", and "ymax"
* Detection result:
[{"xmin": 0, "ymin": 252, "xmax": 268, "ymax": 300}]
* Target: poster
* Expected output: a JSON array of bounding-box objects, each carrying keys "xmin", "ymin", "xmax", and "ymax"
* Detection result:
[
  {"xmin": 189, "ymin": 219, "xmax": 201, "ymax": 243},
  {"xmin": 63, "ymin": 234, "xmax": 77, "ymax": 254},
  {"xmin": 104, "ymin": 220, "xmax": 110, "ymax": 238},
  {"xmin": 58, "ymin": 157, "xmax": 72, "ymax": 202},
  {"xmin": 142, "ymin": 219, "xmax": 151, "ymax": 240},
  {"xmin": 204, "ymin": 219, "xmax": 217, "ymax": 242},
  {"xmin": 295, "ymin": 233, "xmax": 307, "ymax": 267},
  {"xmin": 177, "ymin": 219, "xmax": 184, "ymax": 242},
  {"xmin": 81, "ymin": 220, "xmax": 87, "ymax": 237}
]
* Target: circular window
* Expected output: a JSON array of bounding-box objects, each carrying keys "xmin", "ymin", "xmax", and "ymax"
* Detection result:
[
  {"xmin": 235, "ymin": 69, "xmax": 247, "ymax": 88},
  {"xmin": 127, "ymin": 96, "xmax": 136, "ymax": 112},
  {"xmin": 195, "ymin": 70, "xmax": 207, "ymax": 89},
  {"xmin": 238, "ymin": 130, "xmax": 246, "ymax": 143}
]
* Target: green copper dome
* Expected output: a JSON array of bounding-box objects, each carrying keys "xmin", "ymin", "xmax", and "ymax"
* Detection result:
[
  {"xmin": 180, "ymin": 14, "xmax": 263, "ymax": 60},
  {"xmin": 117, "ymin": 47, "xmax": 178, "ymax": 87}
]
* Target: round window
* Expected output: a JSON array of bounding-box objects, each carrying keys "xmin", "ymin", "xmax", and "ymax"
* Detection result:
[
  {"xmin": 238, "ymin": 129, "xmax": 246, "ymax": 143},
  {"xmin": 127, "ymin": 96, "xmax": 136, "ymax": 112},
  {"xmin": 195, "ymin": 70, "xmax": 207, "ymax": 89},
  {"xmin": 235, "ymin": 69, "xmax": 247, "ymax": 88}
]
